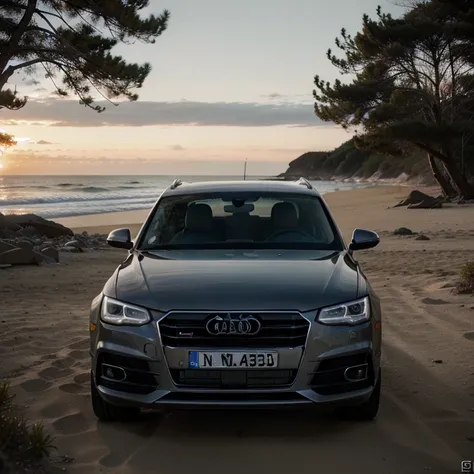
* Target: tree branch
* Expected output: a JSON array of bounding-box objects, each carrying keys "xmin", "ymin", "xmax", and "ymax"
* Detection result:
[
  {"xmin": 414, "ymin": 142, "xmax": 449, "ymax": 163},
  {"xmin": 11, "ymin": 58, "xmax": 46, "ymax": 71},
  {"xmin": 0, "ymin": 0, "xmax": 38, "ymax": 86}
]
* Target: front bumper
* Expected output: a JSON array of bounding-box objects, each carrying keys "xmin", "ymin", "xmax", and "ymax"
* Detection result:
[{"xmin": 90, "ymin": 306, "xmax": 381, "ymax": 410}]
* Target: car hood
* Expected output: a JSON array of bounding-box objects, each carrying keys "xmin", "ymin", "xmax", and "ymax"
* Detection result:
[{"xmin": 112, "ymin": 249, "xmax": 362, "ymax": 313}]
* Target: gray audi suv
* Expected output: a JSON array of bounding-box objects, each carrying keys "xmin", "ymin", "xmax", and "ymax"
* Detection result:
[{"xmin": 89, "ymin": 178, "xmax": 382, "ymax": 421}]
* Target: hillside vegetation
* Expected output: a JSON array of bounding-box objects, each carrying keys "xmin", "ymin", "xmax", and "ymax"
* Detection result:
[{"xmin": 279, "ymin": 139, "xmax": 435, "ymax": 184}]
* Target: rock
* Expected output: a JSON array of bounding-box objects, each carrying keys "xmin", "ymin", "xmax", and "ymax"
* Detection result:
[
  {"xmin": 432, "ymin": 359, "xmax": 443, "ymax": 364},
  {"xmin": 65, "ymin": 239, "xmax": 86, "ymax": 249},
  {"xmin": 33, "ymin": 251, "xmax": 45, "ymax": 263},
  {"xmin": 18, "ymin": 226, "xmax": 39, "ymax": 238},
  {"xmin": 41, "ymin": 247, "xmax": 59, "ymax": 263},
  {"xmin": 73, "ymin": 234, "xmax": 87, "ymax": 243},
  {"xmin": 394, "ymin": 190, "xmax": 445, "ymax": 209},
  {"xmin": 0, "ymin": 241, "xmax": 17, "ymax": 253},
  {"xmin": 0, "ymin": 212, "xmax": 7, "ymax": 229},
  {"xmin": 37, "ymin": 241, "xmax": 54, "ymax": 251},
  {"xmin": 59, "ymin": 246, "xmax": 83, "ymax": 253},
  {"xmin": 393, "ymin": 227, "xmax": 414, "ymax": 236},
  {"xmin": 15, "ymin": 240, "xmax": 34, "ymax": 250},
  {"xmin": 34, "ymin": 251, "xmax": 56, "ymax": 265},
  {"xmin": 408, "ymin": 200, "xmax": 442, "ymax": 209},
  {"xmin": 59, "ymin": 247, "xmax": 73, "ymax": 253},
  {"xmin": 415, "ymin": 234, "xmax": 430, "ymax": 241},
  {"xmin": 0, "ymin": 264, "xmax": 12, "ymax": 269},
  {"xmin": 2, "ymin": 229, "xmax": 20, "ymax": 238},
  {"xmin": 0, "ymin": 247, "xmax": 37, "ymax": 265},
  {"xmin": 5, "ymin": 214, "xmax": 73, "ymax": 238}
]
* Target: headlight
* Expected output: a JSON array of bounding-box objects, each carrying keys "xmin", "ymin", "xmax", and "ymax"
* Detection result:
[
  {"xmin": 101, "ymin": 296, "xmax": 151, "ymax": 326},
  {"xmin": 317, "ymin": 296, "xmax": 370, "ymax": 326}
]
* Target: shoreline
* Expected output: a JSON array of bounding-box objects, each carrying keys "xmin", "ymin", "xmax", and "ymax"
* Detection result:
[
  {"xmin": 54, "ymin": 184, "xmax": 395, "ymax": 235},
  {"xmin": 57, "ymin": 208, "xmax": 150, "ymax": 233},
  {"xmin": 4, "ymin": 176, "xmax": 434, "ymax": 228},
  {"xmin": 55, "ymin": 185, "xmax": 445, "ymax": 238},
  {"xmin": 271, "ymin": 173, "xmax": 434, "ymax": 187},
  {"xmin": 2, "ymin": 175, "xmax": 370, "ymax": 224}
]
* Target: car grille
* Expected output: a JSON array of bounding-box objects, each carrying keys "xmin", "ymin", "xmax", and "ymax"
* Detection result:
[
  {"xmin": 170, "ymin": 369, "xmax": 297, "ymax": 388},
  {"xmin": 159, "ymin": 312, "xmax": 309, "ymax": 348},
  {"xmin": 97, "ymin": 353, "xmax": 160, "ymax": 395},
  {"xmin": 161, "ymin": 392, "xmax": 308, "ymax": 404},
  {"xmin": 310, "ymin": 352, "xmax": 373, "ymax": 395}
]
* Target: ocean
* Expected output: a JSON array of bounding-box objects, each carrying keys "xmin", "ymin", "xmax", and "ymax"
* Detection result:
[{"xmin": 0, "ymin": 175, "xmax": 372, "ymax": 219}]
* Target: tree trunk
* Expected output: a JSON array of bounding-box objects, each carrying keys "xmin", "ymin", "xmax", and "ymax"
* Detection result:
[
  {"xmin": 0, "ymin": 0, "xmax": 37, "ymax": 90},
  {"xmin": 443, "ymin": 159, "xmax": 474, "ymax": 200},
  {"xmin": 428, "ymin": 154, "xmax": 457, "ymax": 198}
]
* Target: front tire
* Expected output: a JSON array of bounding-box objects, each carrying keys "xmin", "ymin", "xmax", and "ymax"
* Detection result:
[
  {"xmin": 338, "ymin": 368, "xmax": 381, "ymax": 421},
  {"xmin": 90, "ymin": 372, "xmax": 140, "ymax": 422}
]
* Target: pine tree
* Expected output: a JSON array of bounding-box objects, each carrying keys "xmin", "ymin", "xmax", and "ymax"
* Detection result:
[
  {"xmin": 0, "ymin": 131, "xmax": 16, "ymax": 148},
  {"xmin": 313, "ymin": 2, "xmax": 474, "ymax": 198},
  {"xmin": 0, "ymin": 0, "xmax": 169, "ymax": 114}
]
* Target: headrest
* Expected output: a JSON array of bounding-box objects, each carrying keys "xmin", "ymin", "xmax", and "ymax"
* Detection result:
[
  {"xmin": 185, "ymin": 204, "xmax": 213, "ymax": 232},
  {"xmin": 271, "ymin": 202, "xmax": 298, "ymax": 229}
]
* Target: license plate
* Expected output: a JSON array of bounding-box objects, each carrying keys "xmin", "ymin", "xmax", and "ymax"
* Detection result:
[{"xmin": 189, "ymin": 351, "xmax": 278, "ymax": 369}]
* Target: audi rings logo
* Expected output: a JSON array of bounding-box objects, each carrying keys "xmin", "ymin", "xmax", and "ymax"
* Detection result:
[{"xmin": 206, "ymin": 313, "xmax": 261, "ymax": 336}]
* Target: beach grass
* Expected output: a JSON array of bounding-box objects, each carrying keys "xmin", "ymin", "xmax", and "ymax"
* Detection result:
[
  {"xmin": 455, "ymin": 261, "xmax": 474, "ymax": 294},
  {"xmin": 0, "ymin": 383, "xmax": 55, "ymax": 473}
]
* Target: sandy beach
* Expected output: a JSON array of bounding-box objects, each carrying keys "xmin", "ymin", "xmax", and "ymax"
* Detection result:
[{"xmin": 2, "ymin": 185, "xmax": 474, "ymax": 474}]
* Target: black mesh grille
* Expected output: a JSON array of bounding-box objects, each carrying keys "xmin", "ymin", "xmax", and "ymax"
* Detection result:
[
  {"xmin": 170, "ymin": 369, "xmax": 297, "ymax": 388},
  {"xmin": 162, "ymin": 392, "xmax": 307, "ymax": 403},
  {"xmin": 310, "ymin": 352, "xmax": 373, "ymax": 395},
  {"xmin": 159, "ymin": 312, "xmax": 309, "ymax": 348},
  {"xmin": 98, "ymin": 353, "xmax": 160, "ymax": 395}
]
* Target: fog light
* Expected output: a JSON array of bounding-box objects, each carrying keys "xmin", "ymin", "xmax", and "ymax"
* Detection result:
[
  {"xmin": 344, "ymin": 364, "xmax": 368, "ymax": 382},
  {"xmin": 102, "ymin": 364, "xmax": 126, "ymax": 382}
]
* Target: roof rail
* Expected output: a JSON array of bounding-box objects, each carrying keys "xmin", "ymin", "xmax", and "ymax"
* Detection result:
[
  {"xmin": 296, "ymin": 177, "xmax": 313, "ymax": 190},
  {"xmin": 170, "ymin": 178, "xmax": 183, "ymax": 190}
]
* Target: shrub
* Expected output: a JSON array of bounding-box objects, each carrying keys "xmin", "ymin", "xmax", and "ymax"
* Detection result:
[
  {"xmin": 454, "ymin": 261, "xmax": 474, "ymax": 294},
  {"xmin": 0, "ymin": 383, "xmax": 56, "ymax": 473}
]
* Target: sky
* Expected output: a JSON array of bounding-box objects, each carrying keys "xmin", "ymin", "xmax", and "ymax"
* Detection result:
[{"xmin": 0, "ymin": 0, "xmax": 403, "ymax": 176}]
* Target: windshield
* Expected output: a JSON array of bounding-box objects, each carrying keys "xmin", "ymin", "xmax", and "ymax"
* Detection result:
[{"xmin": 138, "ymin": 192, "xmax": 344, "ymax": 251}]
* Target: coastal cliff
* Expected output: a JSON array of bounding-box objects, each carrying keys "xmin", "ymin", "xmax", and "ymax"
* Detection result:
[{"xmin": 278, "ymin": 139, "xmax": 435, "ymax": 184}]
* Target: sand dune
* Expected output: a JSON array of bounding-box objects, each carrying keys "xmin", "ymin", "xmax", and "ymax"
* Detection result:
[{"xmin": 2, "ymin": 186, "xmax": 474, "ymax": 474}]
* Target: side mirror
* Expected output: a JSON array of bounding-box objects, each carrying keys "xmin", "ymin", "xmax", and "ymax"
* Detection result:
[
  {"xmin": 349, "ymin": 228, "xmax": 380, "ymax": 251},
  {"xmin": 107, "ymin": 228, "xmax": 133, "ymax": 250}
]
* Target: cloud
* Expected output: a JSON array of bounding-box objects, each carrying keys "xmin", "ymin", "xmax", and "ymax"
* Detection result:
[
  {"xmin": 1, "ymin": 149, "xmax": 292, "ymax": 173},
  {"xmin": 0, "ymin": 119, "xmax": 51, "ymax": 127},
  {"xmin": 0, "ymin": 98, "xmax": 325, "ymax": 128},
  {"xmin": 260, "ymin": 93, "xmax": 313, "ymax": 104},
  {"xmin": 23, "ymin": 78, "xmax": 40, "ymax": 86},
  {"xmin": 262, "ymin": 93, "xmax": 285, "ymax": 100},
  {"xmin": 170, "ymin": 145, "xmax": 185, "ymax": 151},
  {"xmin": 35, "ymin": 140, "xmax": 55, "ymax": 145}
]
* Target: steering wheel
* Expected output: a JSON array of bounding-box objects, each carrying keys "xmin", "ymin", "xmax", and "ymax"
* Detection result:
[{"xmin": 265, "ymin": 228, "xmax": 314, "ymax": 242}]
